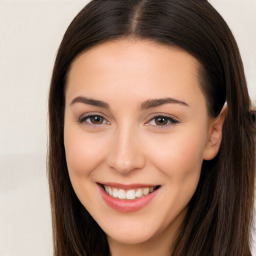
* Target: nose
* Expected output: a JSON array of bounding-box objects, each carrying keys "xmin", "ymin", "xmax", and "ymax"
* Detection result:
[{"xmin": 107, "ymin": 127, "xmax": 146, "ymax": 175}]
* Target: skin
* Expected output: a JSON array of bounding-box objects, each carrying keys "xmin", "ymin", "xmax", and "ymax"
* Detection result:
[{"xmin": 64, "ymin": 39, "xmax": 226, "ymax": 256}]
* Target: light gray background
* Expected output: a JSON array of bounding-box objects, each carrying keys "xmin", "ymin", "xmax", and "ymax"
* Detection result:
[{"xmin": 0, "ymin": 1, "xmax": 255, "ymax": 255}]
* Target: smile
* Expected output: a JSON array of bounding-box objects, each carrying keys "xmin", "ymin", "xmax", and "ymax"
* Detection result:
[
  {"xmin": 103, "ymin": 185, "xmax": 158, "ymax": 200},
  {"xmin": 98, "ymin": 183, "xmax": 161, "ymax": 213}
]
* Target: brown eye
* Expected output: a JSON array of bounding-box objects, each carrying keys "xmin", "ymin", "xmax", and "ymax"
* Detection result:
[
  {"xmin": 147, "ymin": 115, "xmax": 179, "ymax": 127},
  {"xmin": 89, "ymin": 115, "xmax": 104, "ymax": 124},
  {"xmin": 79, "ymin": 115, "xmax": 108, "ymax": 125},
  {"xmin": 155, "ymin": 116, "xmax": 169, "ymax": 126}
]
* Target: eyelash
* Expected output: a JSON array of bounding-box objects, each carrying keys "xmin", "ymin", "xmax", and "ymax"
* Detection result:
[{"xmin": 78, "ymin": 114, "xmax": 180, "ymax": 128}]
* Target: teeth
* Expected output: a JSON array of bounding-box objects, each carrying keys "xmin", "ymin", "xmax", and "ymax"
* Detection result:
[
  {"xmin": 126, "ymin": 190, "xmax": 136, "ymax": 200},
  {"xmin": 112, "ymin": 188, "xmax": 118, "ymax": 198},
  {"xmin": 118, "ymin": 189, "xmax": 126, "ymax": 199},
  {"xmin": 108, "ymin": 187, "xmax": 112, "ymax": 196},
  {"xmin": 104, "ymin": 185, "xmax": 156, "ymax": 200},
  {"xmin": 143, "ymin": 187, "xmax": 149, "ymax": 195},
  {"xmin": 135, "ymin": 189, "xmax": 143, "ymax": 198}
]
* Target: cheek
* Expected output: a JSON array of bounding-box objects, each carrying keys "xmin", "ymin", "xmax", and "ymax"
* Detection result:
[
  {"xmin": 63, "ymin": 127, "xmax": 109, "ymax": 209},
  {"xmin": 147, "ymin": 127, "xmax": 207, "ymax": 180},
  {"xmin": 64, "ymin": 127, "xmax": 108, "ymax": 176}
]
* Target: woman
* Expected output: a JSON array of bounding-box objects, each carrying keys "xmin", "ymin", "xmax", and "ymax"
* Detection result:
[{"xmin": 48, "ymin": 0, "xmax": 256, "ymax": 255}]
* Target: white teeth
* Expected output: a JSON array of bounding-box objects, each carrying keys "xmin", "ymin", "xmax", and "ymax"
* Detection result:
[
  {"xmin": 112, "ymin": 188, "xmax": 118, "ymax": 198},
  {"xmin": 103, "ymin": 185, "xmax": 156, "ymax": 200},
  {"xmin": 143, "ymin": 187, "xmax": 149, "ymax": 195},
  {"xmin": 126, "ymin": 190, "xmax": 136, "ymax": 200},
  {"xmin": 118, "ymin": 189, "xmax": 126, "ymax": 199},
  {"xmin": 108, "ymin": 187, "xmax": 113, "ymax": 196},
  {"xmin": 135, "ymin": 189, "xmax": 143, "ymax": 198}
]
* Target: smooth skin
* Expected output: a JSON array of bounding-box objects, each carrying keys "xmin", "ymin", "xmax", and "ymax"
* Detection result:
[{"xmin": 64, "ymin": 39, "xmax": 226, "ymax": 256}]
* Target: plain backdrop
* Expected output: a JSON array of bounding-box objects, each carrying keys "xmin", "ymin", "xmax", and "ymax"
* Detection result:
[{"xmin": 0, "ymin": 1, "xmax": 255, "ymax": 255}]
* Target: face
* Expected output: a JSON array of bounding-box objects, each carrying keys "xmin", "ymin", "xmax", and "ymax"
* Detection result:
[{"xmin": 64, "ymin": 39, "xmax": 222, "ymax": 250}]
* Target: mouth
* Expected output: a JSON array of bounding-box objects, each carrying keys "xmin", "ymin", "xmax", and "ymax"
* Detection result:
[
  {"xmin": 99, "ymin": 183, "xmax": 161, "ymax": 200},
  {"xmin": 97, "ymin": 182, "xmax": 161, "ymax": 213}
]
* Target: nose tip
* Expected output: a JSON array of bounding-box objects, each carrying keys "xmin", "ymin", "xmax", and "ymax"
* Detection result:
[
  {"xmin": 117, "ymin": 161, "xmax": 131, "ymax": 172},
  {"xmin": 107, "ymin": 155, "xmax": 145, "ymax": 174},
  {"xmin": 107, "ymin": 134, "xmax": 146, "ymax": 174}
]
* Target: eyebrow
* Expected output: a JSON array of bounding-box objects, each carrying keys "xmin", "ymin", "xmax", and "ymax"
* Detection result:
[
  {"xmin": 70, "ymin": 96, "xmax": 189, "ymax": 109},
  {"xmin": 70, "ymin": 96, "xmax": 110, "ymax": 109},
  {"xmin": 141, "ymin": 98, "xmax": 189, "ymax": 109}
]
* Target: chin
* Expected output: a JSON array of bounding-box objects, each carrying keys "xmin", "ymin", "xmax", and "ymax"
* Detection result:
[{"xmin": 106, "ymin": 228, "xmax": 155, "ymax": 245}]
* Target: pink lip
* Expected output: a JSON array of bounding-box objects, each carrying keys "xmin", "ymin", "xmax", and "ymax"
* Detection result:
[{"xmin": 97, "ymin": 183, "xmax": 161, "ymax": 213}]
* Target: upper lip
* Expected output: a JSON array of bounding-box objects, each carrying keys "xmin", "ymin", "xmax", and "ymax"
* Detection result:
[{"xmin": 97, "ymin": 182, "xmax": 160, "ymax": 190}]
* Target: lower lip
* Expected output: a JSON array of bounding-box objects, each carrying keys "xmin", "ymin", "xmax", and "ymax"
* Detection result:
[{"xmin": 98, "ymin": 184, "xmax": 160, "ymax": 213}]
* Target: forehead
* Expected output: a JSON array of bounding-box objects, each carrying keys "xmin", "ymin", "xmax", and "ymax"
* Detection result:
[{"xmin": 66, "ymin": 39, "xmax": 206, "ymax": 109}]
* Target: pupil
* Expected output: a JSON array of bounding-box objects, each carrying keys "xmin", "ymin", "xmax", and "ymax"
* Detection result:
[
  {"xmin": 92, "ymin": 116, "xmax": 102, "ymax": 124},
  {"xmin": 156, "ymin": 117, "xmax": 167, "ymax": 125}
]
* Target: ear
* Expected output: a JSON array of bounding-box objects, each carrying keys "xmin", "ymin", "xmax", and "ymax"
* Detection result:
[{"xmin": 203, "ymin": 104, "xmax": 227, "ymax": 160}]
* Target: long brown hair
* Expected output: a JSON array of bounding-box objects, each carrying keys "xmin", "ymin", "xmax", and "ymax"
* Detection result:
[{"xmin": 48, "ymin": 0, "xmax": 256, "ymax": 255}]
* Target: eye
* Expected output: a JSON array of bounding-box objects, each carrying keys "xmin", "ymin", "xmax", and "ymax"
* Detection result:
[
  {"xmin": 147, "ymin": 115, "xmax": 179, "ymax": 127},
  {"xmin": 79, "ymin": 114, "xmax": 109, "ymax": 125}
]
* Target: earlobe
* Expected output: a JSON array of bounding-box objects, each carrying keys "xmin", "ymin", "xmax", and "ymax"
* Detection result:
[{"xmin": 203, "ymin": 104, "xmax": 227, "ymax": 160}]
